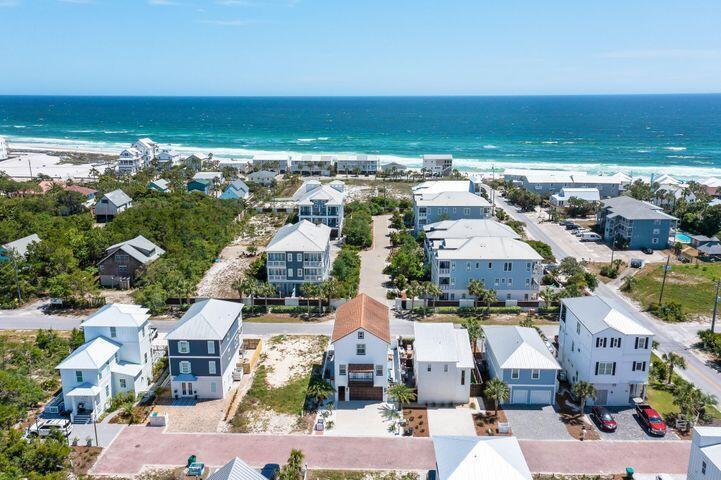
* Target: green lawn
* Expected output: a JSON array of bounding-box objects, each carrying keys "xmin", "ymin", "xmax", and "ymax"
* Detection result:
[
  {"xmin": 646, "ymin": 383, "xmax": 679, "ymax": 417},
  {"xmin": 627, "ymin": 262, "xmax": 721, "ymax": 320},
  {"xmin": 244, "ymin": 365, "xmax": 311, "ymax": 415}
]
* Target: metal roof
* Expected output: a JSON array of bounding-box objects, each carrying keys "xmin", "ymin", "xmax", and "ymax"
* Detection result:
[
  {"xmin": 111, "ymin": 361, "xmax": 144, "ymax": 378},
  {"xmin": 561, "ymin": 296, "xmax": 653, "ymax": 336},
  {"xmin": 266, "ymin": 220, "xmax": 331, "ymax": 253},
  {"xmin": 82, "ymin": 303, "xmax": 150, "ymax": 328},
  {"xmin": 2, "ymin": 233, "xmax": 40, "ymax": 257},
  {"xmin": 292, "ymin": 183, "xmax": 345, "ymax": 206},
  {"xmin": 56, "ymin": 337, "xmax": 120, "ymax": 370},
  {"xmin": 423, "ymin": 219, "xmax": 520, "ymax": 241},
  {"xmin": 434, "ymin": 237, "xmax": 542, "ymax": 261},
  {"xmin": 412, "ymin": 180, "xmax": 471, "ymax": 196},
  {"xmin": 103, "ymin": 189, "xmax": 132, "ymax": 207},
  {"xmin": 166, "ymin": 299, "xmax": 243, "ymax": 341},
  {"xmin": 483, "ymin": 326, "xmax": 560, "ymax": 370},
  {"xmin": 433, "ymin": 436, "xmax": 532, "ymax": 480},
  {"xmin": 101, "ymin": 235, "xmax": 165, "ymax": 265},
  {"xmin": 413, "ymin": 323, "xmax": 474, "ymax": 368},
  {"xmin": 415, "ymin": 191, "xmax": 491, "ymax": 207},
  {"xmin": 208, "ymin": 457, "xmax": 268, "ymax": 480},
  {"xmin": 602, "ymin": 196, "xmax": 677, "ymax": 221}
]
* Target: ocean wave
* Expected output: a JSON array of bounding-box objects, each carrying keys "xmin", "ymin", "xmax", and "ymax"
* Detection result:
[
  {"xmin": 483, "ymin": 145, "xmax": 498, "ymax": 150},
  {"xmin": 541, "ymin": 141, "xmax": 558, "ymax": 144},
  {"xmin": 664, "ymin": 146, "xmax": 687, "ymax": 152},
  {"xmin": 13, "ymin": 125, "xmax": 26, "ymax": 129},
  {"xmin": 636, "ymin": 149, "xmax": 651, "ymax": 153}
]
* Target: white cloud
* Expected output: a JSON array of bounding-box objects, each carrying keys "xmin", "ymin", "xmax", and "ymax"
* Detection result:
[{"xmin": 599, "ymin": 49, "xmax": 721, "ymax": 60}]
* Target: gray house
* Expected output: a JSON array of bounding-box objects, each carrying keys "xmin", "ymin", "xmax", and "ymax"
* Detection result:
[
  {"xmin": 597, "ymin": 196, "xmax": 677, "ymax": 250},
  {"xmin": 97, "ymin": 235, "xmax": 165, "ymax": 289},
  {"xmin": 483, "ymin": 326, "xmax": 560, "ymax": 405},
  {"xmin": 293, "ymin": 180, "xmax": 346, "ymax": 238},
  {"xmin": 95, "ymin": 189, "xmax": 132, "ymax": 223},
  {"xmin": 166, "ymin": 299, "xmax": 243, "ymax": 400}
]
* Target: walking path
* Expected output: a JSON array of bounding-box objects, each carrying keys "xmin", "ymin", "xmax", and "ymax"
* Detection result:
[
  {"xmin": 91, "ymin": 425, "xmax": 690, "ymax": 476},
  {"xmin": 358, "ymin": 214, "xmax": 393, "ymax": 305}
]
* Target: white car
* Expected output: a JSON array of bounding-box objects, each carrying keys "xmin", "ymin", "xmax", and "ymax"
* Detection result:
[
  {"xmin": 26, "ymin": 419, "xmax": 72, "ymax": 438},
  {"xmin": 579, "ymin": 232, "xmax": 602, "ymax": 242}
]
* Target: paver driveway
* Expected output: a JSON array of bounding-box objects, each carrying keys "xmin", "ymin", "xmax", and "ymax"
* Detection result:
[
  {"xmin": 427, "ymin": 407, "xmax": 476, "ymax": 436},
  {"xmin": 593, "ymin": 407, "xmax": 679, "ymax": 441},
  {"xmin": 503, "ymin": 405, "xmax": 572, "ymax": 440}
]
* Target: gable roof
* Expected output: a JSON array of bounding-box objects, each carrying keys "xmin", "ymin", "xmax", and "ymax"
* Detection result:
[
  {"xmin": 433, "ymin": 436, "xmax": 532, "ymax": 480},
  {"xmin": 483, "ymin": 326, "xmax": 560, "ymax": 370},
  {"xmin": 414, "ymin": 323, "xmax": 474, "ymax": 368},
  {"xmin": 423, "ymin": 219, "xmax": 520, "ymax": 242},
  {"xmin": 292, "ymin": 183, "xmax": 345, "ymax": 206},
  {"xmin": 601, "ymin": 196, "xmax": 676, "ymax": 221},
  {"xmin": 2, "ymin": 233, "xmax": 40, "ymax": 257},
  {"xmin": 412, "ymin": 180, "xmax": 471, "ymax": 196},
  {"xmin": 266, "ymin": 220, "xmax": 331, "ymax": 253},
  {"xmin": 208, "ymin": 457, "xmax": 268, "ymax": 480},
  {"xmin": 56, "ymin": 336, "xmax": 120, "ymax": 370},
  {"xmin": 103, "ymin": 189, "xmax": 132, "ymax": 207},
  {"xmin": 167, "ymin": 299, "xmax": 243, "ymax": 341},
  {"xmin": 561, "ymin": 296, "xmax": 653, "ymax": 336},
  {"xmin": 228, "ymin": 179, "xmax": 249, "ymax": 192},
  {"xmin": 149, "ymin": 179, "xmax": 170, "ymax": 191},
  {"xmin": 415, "ymin": 191, "xmax": 491, "ymax": 208},
  {"xmin": 332, "ymin": 294, "xmax": 390, "ymax": 344},
  {"xmin": 101, "ymin": 235, "xmax": 165, "ymax": 265},
  {"xmin": 193, "ymin": 171, "xmax": 223, "ymax": 181},
  {"xmin": 82, "ymin": 303, "xmax": 150, "ymax": 328}
]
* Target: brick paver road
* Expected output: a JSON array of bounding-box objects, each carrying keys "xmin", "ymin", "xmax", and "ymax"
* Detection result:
[{"xmin": 359, "ymin": 214, "xmax": 393, "ymax": 305}]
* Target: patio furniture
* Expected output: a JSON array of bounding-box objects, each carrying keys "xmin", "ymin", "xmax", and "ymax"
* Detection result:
[{"xmin": 187, "ymin": 462, "xmax": 205, "ymax": 477}]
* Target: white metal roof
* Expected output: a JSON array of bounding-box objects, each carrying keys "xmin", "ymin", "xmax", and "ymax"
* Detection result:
[
  {"xmin": 103, "ymin": 189, "xmax": 132, "ymax": 207},
  {"xmin": 423, "ymin": 219, "xmax": 520, "ymax": 241},
  {"xmin": 292, "ymin": 183, "xmax": 345, "ymax": 206},
  {"xmin": 483, "ymin": 326, "xmax": 560, "ymax": 370},
  {"xmin": 166, "ymin": 299, "xmax": 243, "ymax": 341},
  {"xmin": 2, "ymin": 233, "xmax": 40, "ymax": 257},
  {"xmin": 433, "ymin": 436, "xmax": 532, "ymax": 480},
  {"xmin": 111, "ymin": 361, "xmax": 144, "ymax": 378},
  {"xmin": 412, "ymin": 180, "xmax": 471, "ymax": 196},
  {"xmin": 562, "ymin": 296, "xmax": 653, "ymax": 336},
  {"xmin": 82, "ymin": 303, "xmax": 150, "ymax": 328},
  {"xmin": 56, "ymin": 337, "xmax": 120, "ymax": 370},
  {"xmin": 266, "ymin": 220, "xmax": 331, "ymax": 253},
  {"xmin": 413, "ymin": 323, "xmax": 474, "ymax": 368},
  {"xmin": 66, "ymin": 383, "xmax": 102, "ymax": 397},
  {"xmin": 434, "ymin": 237, "xmax": 542, "ymax": 261},
  {"xmin": 193, "ymin": 171, "xmax": 223, "ymax": 181},
  {"xmin": 208, "ymin": 457, "xmax": 267, "ymax": 480},
  {"xmin": 415, "ymin": 191, "xmax": 491, "ymax": 208},
  {"xmin": 551, "ymin": 188, "xmax": 600, "ymax": 202}
]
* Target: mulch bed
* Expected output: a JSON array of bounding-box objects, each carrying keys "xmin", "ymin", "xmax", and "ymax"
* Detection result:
[
  {"xmin": 556, "ymin": 392, "xmax": 600, "ymax": 441},
  {"xmin": 473, "ymin": 409, "xmax": 511, "ymax": 436},
  {"xmin": 403, "ymin": 407, "xmax": 429, "ymax": 437},
  {"xmin": 70, "ymin": 446, "xmax": 102, "ymax": 475}
]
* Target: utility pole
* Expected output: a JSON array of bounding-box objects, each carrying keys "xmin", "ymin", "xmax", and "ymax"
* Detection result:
[
  {"xmin": 712, "ymin": 279, "xmax": 721, "ymax": 334},
  {"xmin": 658, "ymin": 255, "xmax": 671, "ymax": 305}
]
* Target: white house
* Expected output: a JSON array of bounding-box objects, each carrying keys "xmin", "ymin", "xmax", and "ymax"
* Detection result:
[
  {"xmin": 413, "ymin": 323, "xmax": 474, "ymax": 405},
  {"xmin": 433, "ymin": 436, "xmax": 533, "ymax": 480},
  {"xmin": 218, "ymin": 158, "xmax": 253, "ymax": 174},
  {"xmin": 292, "ymin": 180, "xmax": 346, "ymax": 237},
  {"xmin": 56, "ymin": 304, "xmax": 152, "ymax": 423},
  {"xmin": 95, "ymin": 189, "xmax": 132, "ymax": 222},
  {"xmin": 558, "ymin": 296, "xmax": 654, "ymax": 406},
  {"xmin": 335, "ymin": 154, "xmax": 379, "ymax": 175},
  {"xmin": 156, "ymin": 148, "xmax": 181, "ymax": 168},
  {"xmin": 0, "ymin": 136, "xmax": 8, "ymax": 160},
  {"xmin": 290, "ymin": 154, "xmax": 335, "ymax": 176},
  {"xmin": 252, "ymin": 153, "xmax": 290, "ymax": 173},
  {"xmin": 331, "ymin": 294, "xmax": 392, "ymax": 402},
  {"xmin": 688, "ymin": 427, "xmax": 721, "ymax": 480},
  {"xmin": 422, "ymin": 154, "xmax": 453, "ymax": 176},
  {"xmin": 549, "ymin": 187, "xmax": 601, "ymax": 207},
  {"xmin": 117, "ymin": 148, "xmax": 143, "ymax": 174},
  {"xmin": 248, "ymin": 170, "xmax": 279, "ymax": 186},
  {"xmin": 132, "ymin": 138, "xmax": 158, "ymax": 164}
]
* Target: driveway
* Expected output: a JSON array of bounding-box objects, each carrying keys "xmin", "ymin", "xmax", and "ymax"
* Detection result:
[
  {"xmin": 503, "ymin": 405, "xmax": 572, "ymax": 440},
  {"xmin": 427, "ymin": 407, "xmax": 476, "ymax": 436},
  {"xmin": 326, "ymin": 401, "xmax": 397, "ymax": 437},
  {"xmin": 70, "ymin": 423, "xmax": 124, "ymax": 448},
  {"xmin": 358, "ymin": 214, "xmax": 392, "ymax": 305},
  {"xmin": 593, "ymin": 407, "xmax": 679, "ymax": 441}
]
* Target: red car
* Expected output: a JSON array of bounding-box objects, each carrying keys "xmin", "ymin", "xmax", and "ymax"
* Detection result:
[
  {"xmin": 590, "ymin": 406, "xmax": 617, "ymax": 432},
  {"xmin": 635, "ymin": 401, "xmax": 667, "ymax": 436}
]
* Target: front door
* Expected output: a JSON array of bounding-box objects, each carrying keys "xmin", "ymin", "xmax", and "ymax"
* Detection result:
[
  {"xmin": 338, "ymin": 386, "xmax": 346, "ymax": 402},
  {"xmin": 181, "ymin": 382, "xmax": 193, "ymax": 396},
  {"xmin": 595, "ymin": 389, "xmax": 608, "ymax": 405}
]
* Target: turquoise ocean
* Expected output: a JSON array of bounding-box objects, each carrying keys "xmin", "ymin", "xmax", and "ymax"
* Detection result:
[{"xmin": 1, "ymin": 94, "xmax": 721, "ymax": 179}]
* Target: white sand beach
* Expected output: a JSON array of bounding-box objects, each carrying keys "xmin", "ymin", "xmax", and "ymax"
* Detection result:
[{"xmin": 0, "ymin": 151, "xmax": 107, "ymax": 179}]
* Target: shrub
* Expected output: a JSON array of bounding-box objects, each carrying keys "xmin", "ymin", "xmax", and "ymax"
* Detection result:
[
  {"xmin": 331, "ymin": 246, "xmax": 361, "ymax": 298},
  {"xmin": 648, "ymin": 302, "xmax": 685, "ymax": 322}
]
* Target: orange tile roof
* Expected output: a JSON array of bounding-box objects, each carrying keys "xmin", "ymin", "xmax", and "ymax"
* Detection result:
[{"xmin": 332, "ymin": 293, "xmax": 390, "ymax": 344}]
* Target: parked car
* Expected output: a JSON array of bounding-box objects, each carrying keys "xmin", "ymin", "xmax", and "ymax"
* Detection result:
[
  {"xmin": 641, "ymin": 247, "xmax": 654, "ymax": 255},
  {"xmin": 565, "ymin": 224, "xmax": 580, "ymax": 230},
  {"xmin": 580, "ymin": 232, "xmax": 602, "ymax": 242},
  {"xmin": 590, "ymin": 406, "xmax": 617, "ymax": 432},
  {"xmin": 634, "ymin": 399, "xmax": 667, "ymax": 436},
  {"xmin": 26, "ymin": 419, "xmax": 72, "ymax": 438},
  {"xmin": 573, "ymin": 229, "xmax": 588, "ymax": 236}
]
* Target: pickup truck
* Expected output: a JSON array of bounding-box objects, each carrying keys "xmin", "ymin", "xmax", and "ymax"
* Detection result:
[{"xmin": 634, "ymin": 398, "xmax": 667, "ymax": 436}]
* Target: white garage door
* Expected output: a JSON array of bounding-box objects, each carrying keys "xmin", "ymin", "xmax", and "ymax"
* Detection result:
[
  {"xmin": 511, "ymin": 388, "xmax": 528, "ymax": 404},
  {"xmin": 529, "ymin": 389, "xmax": 552, "ymax": 405}
]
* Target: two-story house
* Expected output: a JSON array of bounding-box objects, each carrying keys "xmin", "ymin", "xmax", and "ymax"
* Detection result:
[
  {"xmin": 429, "ymin": 236, "xmax": 543, "ymax": 302},
  {"xmin": 558, "ymin": 296, "xmax": 654, "ymax": 406},
  {"xmin": 413, "ymin": 187, "xmax": 492, "ymax": 233},
  {"xmin": 156, "ymin": 148, "xmax": 180, "ymax": 169},
  {"xmin": 331, "ymin": 294, "xmax": 392, "ymax": 402},
  {"xmin": 422, "ymin": 154, "xmax": 453, "ymax": 176},
  {"xmin": 56, "ymin": 304, "xmax": 152, "ymax": 422},
  {"xmin": 483, "ymin": 326, "xmax": 560, "ymax": 405},
  {"xmin": 596, "ymin": 196, "xmax": 677, "ymax": 250},
  {"xmin": 166, "ymin": 299, "xmax": 243, "ymax": 399},
  {"xmin": 252, "ymin": 153, "xmax": 290, "ymax": 173},
  {"xmin": 97, "ymin": 235, "xmax": 165, "ymax": 289},
  {"xmin": 335, "ymin": 154, "xmax": 380, "ymax": 175},
  {"xmin": 293, "ymin": 180, "xmax": 345, "ymax": 237},
  {"xmin": 413, "ymin": 323, "xmax": 474, "ymax": 405},
  {"xmin": 219, "ymin": 179, "xmax": 250, "ymax": 200},
  {"xmin": 290, "ymin": 154, "xmax": 335, "ymax": 176},
  {"xmin": 266, "ymin": 220, "xmax": 332, "ymax": 296},
  {"xmin": 95, "ymin": 189, "xmax": 132, "ymax": 222},
  {"xmin": 433, "ymin": 436, "xmax": 533, "ymax": 480},
  {"xmin": 118, "ymin": 148, "xmax": 144, "ymax": 174}
]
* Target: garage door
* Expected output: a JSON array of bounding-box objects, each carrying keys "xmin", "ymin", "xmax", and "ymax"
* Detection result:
[
  {"xmin": 350, "ymin": 386, "xmax": 383, "ymax": 401},
  {"xmin": 529, "ymin": 389, "xmax": 552, "ymax": 405},
  {"xmin": 511, "ymin": 388, "xmax": 528, "ymax": 404}
]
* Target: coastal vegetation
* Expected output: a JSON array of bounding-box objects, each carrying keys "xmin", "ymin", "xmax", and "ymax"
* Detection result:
[{"xmin": 331, "ymin": 246, "xmax": 361, "ymax": 298}]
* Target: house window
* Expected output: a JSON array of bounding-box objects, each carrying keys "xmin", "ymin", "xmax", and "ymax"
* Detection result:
[
  {"xmin": 596, "ymin": 362, "xmax": 615, "ymax": 375},
  {"xmin": 209, "ymin": 361, "xmax": 216, "ymax": 375},
  {"xmin": 475, "ymin": 262, "xmax": 480, "ymax": 269},
  {"xmin": 375, "ymin": 365, "xmax": 383, "ymax": 376},
  {"xmin": 466, "ymin": 262, "xmax": 470, "ymax": 271},
  {"xmin": 576, "ymin": 322, "xmax": 581, "ymax": 334},
  {"xmin": 339, "ymin": 364, "xmax": 347, "ymax": 375},
  {"xmin": 653, "ymin": 228, "xmax": 660, "ymax": 235},
  {"xmin": 287, "ymin": 268, "xmax": 293, "ymax": 277},
  {"xmin": 110, "ymin": 326, "xmax": 117, "ymax": 338},
  {"xmin": 444, "ymin": 364, "xmax": 448, "ymax": 373},
  {"xmin": 508, "ymin": 278, "xmax": 512, "ymax": 286},
  {"xmin": 179, "ymin": 361, "xmax": 191, "ymax": 374},
  {"xmin": 120, "ymin": 378, "xmax": 127, "ymax": 389},
  {"xmin": 357, "ymin": 331, "xmax": 364, "ymax": 339},
  {"xmin": 178, "ymin": 341, "xmax": 190, "ymax": 354},
  {"xmin": 286, "ymin": 253, "xmax": 292, "ymax": 261},
  {"xmin": 105, "ymin": 385, "xmax": 110, "ymax": 397},
  {"xmin": 527, "ymin": 262, "xmax": 531, "ymax": 271},
  {"xmin": 511, "ymin": 369, "xmax": 520, "ymax": 380},
  {"xmin": 461, "ymin": 370, "xmax": 465, "ymax": 385},
  {"xmin": 635, "ymin": 337, "xmax": 649, "ymax": 349},
  {"xmin": 297, "ymin": 269, "xmax": 303, "ymax": 277},
  {"xmin": 488, "ymin": 262, "xmax": 493, "ymax": 269},
  {"xmin": 356, "ymin": 344, "xmax": 366, "ymax": 355},
  {"xmin": 297, "ymin": 253, "xmax": 302, "ymax": 262},
  {"xmin": 494, "ymin": 278, "xmax": 499, "ymax": 286},
  {"xmin": 652, "ymin": 238, "xmax": 659, "ymax": 245},
  {"xmin": 464, "ymin": 208, "xmax": 470, "ymax": 215},
  {"xmin": 633, "ymin": 361, "xmax": 647, "ymax": 372},
  {"xmin": 144, "ymin": 353, "xmax": 148, "ymax": 364},
  {"xmin": 118, "ymin": 264, "xmax": 128, "ymax": 274},
  {"xmin": 75, "ymin": 371, "xmax": 83, "ymax": 382},
  {"xmin": 531, "ymin": 369, "xmax": 540, "ymax": 380},
  {"xmin": 595, "ymin": 337, "xmax": 607, "ymax": 348},
  {"xmin": 115, "ymin": 253, "xmax": 129, "ymax": 264},
  {"xmin": 427, "ymin": 364, "xmax": 432, "ymax": 372},
  {"xmin": 503, "ymin": 262, "xmax": 512, "ymax": 271},
  {"xmin": 210, "ymin": 382, "xmax": 217, "ymax": 393},
  {"xmin": 207, "ymin": 341, "xmax": 215, "ymax": 354},
  {"xmin": 702, "ymin": 461, "xmax": 707, "ymax": 474},
  {"xmin": 525, "ymin": 278, "xmax": 531, "ymax": 287}
]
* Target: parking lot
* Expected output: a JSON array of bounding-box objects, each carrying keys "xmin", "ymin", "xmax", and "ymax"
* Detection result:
[{"xmin": 591, "ymin": 407, "xmax": 679, "ymax": 441}]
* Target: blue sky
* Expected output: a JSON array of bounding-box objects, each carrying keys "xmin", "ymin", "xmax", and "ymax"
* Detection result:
[{"xmin": 1, "ymin": 0, "xmax": 720, "ymax": 95}]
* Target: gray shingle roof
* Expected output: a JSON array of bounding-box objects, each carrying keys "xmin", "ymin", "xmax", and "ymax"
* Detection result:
[
  {"xmin": 103, "ymin": 189, "xmax": 132, "ymax": 207},
  {"xmin": 167, "ymin": 299, "xmax": 243, "ymax": 341},
  {"xmin": 483, "ymin": 326, "xmax": 560, "ymax": 370},
  {"xmin": 602, "ymin": 196, "xmax": 677, "ymax": 221}
]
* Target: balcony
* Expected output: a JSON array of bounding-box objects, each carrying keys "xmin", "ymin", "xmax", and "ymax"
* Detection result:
[
  {"xmin": 304, "ymin": 261, "xmax": 323, "ymax": 267},
  {"xmin": 267, "ymin": 261, "xmax": 286, "ymax": 268},
  {"xmin": 348, "ymin": 365, "xmax": 374, "ymax": 386},
  {"xmin": 268, "ymin": 275, "xmax": 287, "ymax": 282},
  {"xmin": 439, "ymin": 268, "xmax": 450, "ymax": 275}
]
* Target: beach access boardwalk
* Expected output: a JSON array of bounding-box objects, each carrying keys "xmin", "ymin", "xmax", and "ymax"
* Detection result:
[{"xmin": 92, "ymin": 425, "xmax": 690, "ymax": 476}]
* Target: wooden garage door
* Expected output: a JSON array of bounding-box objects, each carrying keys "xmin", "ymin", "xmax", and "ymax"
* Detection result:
[{"xmin": 350, "ymin": 386, "xmax": 383, "ymax": 401}]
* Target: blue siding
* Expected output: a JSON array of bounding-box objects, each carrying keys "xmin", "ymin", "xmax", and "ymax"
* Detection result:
[{"xmin": 414, "ymin": 205, "xmax": 491, "ymax": 232}]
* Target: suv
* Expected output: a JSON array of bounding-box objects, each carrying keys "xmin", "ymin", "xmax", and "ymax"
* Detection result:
[
  {"xmin": 634, "ymin": 400, "xmax": 666, "ymax": 436},
  {"xmin": 27, "ymin": 419, "xmax": 72, "ymax": 438}
]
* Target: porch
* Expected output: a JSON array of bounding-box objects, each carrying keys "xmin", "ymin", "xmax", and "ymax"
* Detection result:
[{"xmin": 66, "ymin": 384, "xmax": 101, "ymax": 423}]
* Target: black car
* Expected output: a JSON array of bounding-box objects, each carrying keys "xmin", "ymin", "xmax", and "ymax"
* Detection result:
[
  {"xmin": 590, "ymin": 406, "xmax": 618, "ymax": 431},
  {"xmin": 641, "ymin": 247, "xmax": 653, "ymax": 255}
]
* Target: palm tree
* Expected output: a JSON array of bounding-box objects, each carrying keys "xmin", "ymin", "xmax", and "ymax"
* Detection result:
[
  {"xmin": 320, "ymin": 277, "xmax": 341, "ymax": 307},
  {"xmin": 259, "ymin": 282, "xmax": 276, "ymax": 311},
  {"xmin": 673, "ymin": 383, "xmax": 718, "ymax": 425},
  {"xmin": 463, "ymin": 316, "xmax": 482, "ymax": 353},
  {"xmin": 539, "ymin": 288, "xmax": 558, "ymax": 308},
  {"xmin": 407, "ymin": 280, "xmax": 421, "ymax": 313},
  {"xmin": 467, "ymin": 279, "xmax": 485, "ymax": 308},
  {"xmin": 481, "ymin": 288, "xmax": 497, "ymax": 315},
  {"xmin": 572, "ymin": 381, "xmax": 596, "ymax": 414},
  {"xmin": 388, "ymin": 383, "xmax": 417, "ymax": 411},
  {"xmin": 483, "ymin": 378, "xmax": 510, "ymax": 415},
  {"xmin": 233, "ymin": 276, "xmax": 258, "ymax": 305},
  {"xmin": 662, "ymin": 352, "xmax": 687, "ymax": 384},
  {"xmin": 279, "ymin": 449, "xmax": 305, "ymax": 480},
  {"xmin": 302, "ymin": 282, "xmax": 321, "ymax": 315},
  {"xmin": 306, "ymin": 378, "xmax": 335, "ymax": 408}
]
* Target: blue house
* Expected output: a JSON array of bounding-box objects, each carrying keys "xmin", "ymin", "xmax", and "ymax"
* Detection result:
[
  {"xmin": 166, "ymin": 299, "xmax": 243, "ymax": 399},
  {"xmin": 187, "ymin": 178, "xmax": 212, "ymax": 195},
  {"xmin": 483, "ymin": 326, "xmax": 560, "ymax": 405},
  {"xmin": 219, "ymin": 179, "xmax": 250, "ymax": 200},
  {"xmin": 412, "ymin": 181, "xmax": 492, "ymax": 233},
  {"xmin": 597, "ymin": 196, "xmax": 677, "ymax": 250}
]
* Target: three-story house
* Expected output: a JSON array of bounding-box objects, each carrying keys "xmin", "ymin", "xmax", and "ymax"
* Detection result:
[{"xmin": 293, "ymin": 180, "xmax": 346, "ymax": 238}]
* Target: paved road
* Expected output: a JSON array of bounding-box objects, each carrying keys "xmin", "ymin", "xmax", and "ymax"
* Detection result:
[
  {"xmin": 359, "ymin": 214, "xmax": 393, "ymax": 305},
  {"xmin": 490, "ymin": 186, "xmax": 721, "ymax": 401},
  {"xmin": 91, "ymin": 425, "xmax": 689, "ymax": 476}
]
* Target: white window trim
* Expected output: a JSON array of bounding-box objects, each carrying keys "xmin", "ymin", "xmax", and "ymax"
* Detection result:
[
  {"xmin": 178, "ymin": 341, "xmax": 190, "ymax": 354},
  {"xmin": 207, "ymin": 340, "xmax": 215, "ymax": 355},
  {"xmin": 208, "ymin": 361, "xmax": 216, "ymax": 375},
  {"xmin": 179, "ymin": 361, "xmax": 191, "ymax": 374},
  {"xmin": 511, "ymin": 369, "xmax": 520, "ymax": 380}
]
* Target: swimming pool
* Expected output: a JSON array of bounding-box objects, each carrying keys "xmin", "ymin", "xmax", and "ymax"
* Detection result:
[{"xmin": 676, "ymin": 233, "xmax": 692, "ymax": 244}]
